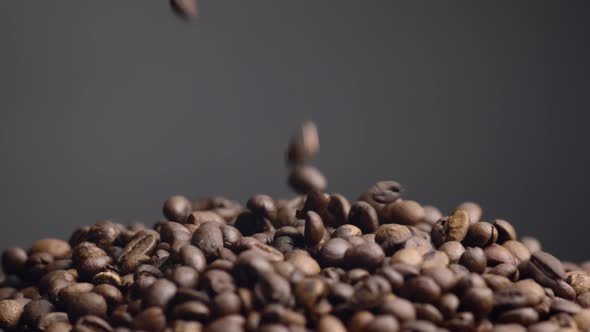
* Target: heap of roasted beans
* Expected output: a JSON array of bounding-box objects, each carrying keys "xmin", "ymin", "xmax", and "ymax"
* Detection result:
[{"xmin": 1, "ymin": 122, "xmax": 590, "ymax": 332}]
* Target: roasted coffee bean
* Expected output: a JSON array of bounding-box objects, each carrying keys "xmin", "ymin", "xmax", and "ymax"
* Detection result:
[
  {"xmin": 485, "ymin": 244, "xmax": 516, "ymax": 266},
  {"xmin": 422, "ymin": 267, "xmax": 457, "ymax": 292},
  {"xmin": 163, "ymin": 195, "xmax": 193, "ymax": 222},
  {"xmin": 497, "ymin": 307, "xmax": 539, "ymax": 325},
  {"xmin": 465, "ymin": 222, "xmax": 498, "ymax": 247},
  {"xmin": 286, "ymin": 250, "xmax": 320, "ymax": 276},
  {"xmin": 317, "ymin": 315, "xmax": 346, "ymax": 332},
  {"xmin": 493, "ymin": 219, "xmax": 517, "ymax": 243},
  {"xmin": 461, "ymin": 287, "xmax": 494, "ymax": 319},
  {"xmin": 2, "ymin": 247, "xmax": 28, "ymax": 275},
  {"xmin": 233, "ymin": 211, "xmax": 272, "ymax": 237},
  {"xmin": 348, "ymin": 201, "xmax": 379, "ymax": 234},
  {"xmin": 391, "ymin": 248, "xmax": 423, "ymax": 267},
  {"xmin": 521, "ymin": 237, "xmax": 542, "ymax": 253},
  {"xmin": 21, "ymin": 299, "xmax": 55, "ymax": 327},
  {"xmin": 527, "ymin": 321, "xmax": 560, "ymax": 332},
  {"xmin": 344, "ymin": 242, "xmax": 385, "ymax": 270},
  {"xmin": 438, "ymin": 241, "xmax": 465, "ymax": 263},
  {"xmin": 431, "ymin": 209, "xmax": 470, "ymax": 245},
  {"xmin": 134, "ymin": 306, "xmax": 167, "ymax": 332},
  {"xmin": 381, "ymin": 200, "xmax": 424, "ymax": 225},
  {"xmin": 179, "ymin": 245, "xmax": 207, "ymax": 272},
  {"xmin": 117, "ymin": 230, "xmax": 159, "ymax": 274},
  {"xmin": 288, "ymin": 165, "xmax": 327, "ymax": 194},
  {"xmin": 319, "ymin": 238, "xmax": 351, "ymax": 267},
  {"xmin": 192, "ymin": 222, "xmax": 224, "ymax": 259},
  {"xmin": 294, "ymin": 277, "xmax": 327, "ymax": 310},
  {"xmin": 0, "ymin": 299, "xmax": 25, "ymax": 329},
  {"xmin": 381, "ymin": 297, "xmax": 416, "ymax": 323},
  {"xmin": 460, "ymin": 247, "xmax": 487, "ymax": 273},
  {"xmin": 287, "ymin": 120, "xmax": 320, "ymax": 164},
  {"xmin": 92, "ymin": 284, "xmax": 123, "ymax": 308},
  {"xmin": 303, "ymin": 211, "xmax": 324, "ymax": 247},
  {"xmin": 365, "ymin": 315, "xmax": 400, "ymax": 332},
  {"xmin": 421, "ymin": 206, "xmax": 443, "ymax": 225},
  {"xmin": 414, "ymin": 303, "xmax": 443, "ymax": 324},
  {"xmin": 322, "ymin": 194, "xmax": 350, "ymax": 227},
  {"xmin": 68, "ymin": 292, "xmax": 108, "ymax": 321},
  {"xmin": 37, "ymin": 312, "xmax": 72, "ymax": 332},
  {"xmin": 530, "ymin": 252, "xmax": 566, "ymax": 280},
  {"xmin": 401, "ymin": 276, "xmax": 441, "ymax": 303},
  {"xmin": 375, "ymin": 224, "xmax": 412, "ymax": 255},
  {"xmin": 31, "ymin": 238, "xmax": 72, "ymax": 259},
  {"xmin": 438, "ymin": 293, "xmax": 460, "ymax": 318},
  {"xmin": 360, "ymin": 181, "xmax": 404, "ymax": 209},
  {"xmin": 456, "ymin": 202, "xmax": 482, "ymax": 224},
  {"xmin": 550, "ymin": 298, "xmax": 581, "ymax": 314}
]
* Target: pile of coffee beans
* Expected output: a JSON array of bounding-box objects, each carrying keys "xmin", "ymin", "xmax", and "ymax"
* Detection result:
[{"xmin": 2, "ymin": 122, "xmax": 590, "ymax": 332}]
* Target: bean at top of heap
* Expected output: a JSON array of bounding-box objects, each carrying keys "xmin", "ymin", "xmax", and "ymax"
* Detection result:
[{"xmin": 1, "ymin": 121, "xmax": 590, "ymax": 332}]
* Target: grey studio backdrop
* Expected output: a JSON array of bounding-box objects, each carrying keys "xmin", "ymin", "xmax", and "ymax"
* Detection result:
[{"xmin": 0, "ymin": 1, "xmax": 589, "ymax": 260}]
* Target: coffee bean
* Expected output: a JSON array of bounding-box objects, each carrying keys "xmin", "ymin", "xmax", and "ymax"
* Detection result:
[
  {"xmin": 344, "ymin": 242, "xmax": 385, "ymax": 270},
  {"xmin": 303, "ymin": 211, "xmax": 324, "ymax": 247},
  {"xmin": 375, "ymin": 224, "xmax": 412, "ymax": 255},
  {"xmin": 414, "ymin": 303, "xmax": 443, "ymax": 325},
  {"xmin": 365, "ymin": 315, "xmax": 400, "ymax": 332},
  {"xmin": 460, "ymin": 247, "xmax": 487, "ymax": 273},
  {"xmin": 361, "ymin": 181, "xmax": 404, "ymax": 208},
  {"xmin": 465, "ymin": 222, "xmax": 498, "ymax": 247},
  {"xmin": 381, "ymin": 297, "xmax": 416, "ymax": 323},
  {"xmin": 0, "ymin": 299, "xmax": 24, "ymax": 329},
  {"xmin": 401, "ymin": 276, "xmax": 441, "ymax": 303},
  {"xmin": 493, "ymin": 219, "xmax": 517, "ymax": 243},
  {"xmin": 178, "ymin": 245, "xmax": 207, "ymax": 272},
  {"xmin": 163, "ymin": 195, "xmax": 193, "ymax": 222},
  {"xmin": 550, "ymin": 298, "xmax": 581, "ymax": 314},
  {"xmin": 564, "ymin": 270, "xmax": 590, "ymax": 296},
  {"xmin": 530, "ymin": 252, "xmax": 566, "ymax": 280},
  {"xmin": 21, "ymin": 299, "xmax": 55, "ymax": 328},
  {"xmin": 288, "ymin": 165, "xmax": 327, "ymax": 194},
  {"xmin": 431, "ymin": 209, "xmax": 470, "ymax": 245},
  {"xmin": 381, "ymin": 200, "xmax": 424, "ymax": 225},
  {"xmin": 317, "ymin": 315, "xmax": 346, "ymax": 332},
  {"xmin": 485, "ymin": 244, "xmax": 517, "ymax": 266},
  {"xmin": 348, "ymin": 201, "xmax": 379, "ymax": 234},
  {"xmin": 31, "ymin": 238, "xmax": 72, "ymax": 259},
  {"xmin": 319, "ymin": 238, "xmax": 351, "ymax": 267},
  {"xmin": 438, "ymin": 241, "xmax": 465, "ymax": 263},
  {"xmin": 286, "ymin": 250, "xmax": 320, "ymax": 276},
  {"xmin": 192, "ymin": 222, "xmax": 224, "ymax": 259},
  {"xmin": 2, "ymin": 247, "xmax": 28, "ymax": 275},
  {"xmin": 438, "ymin": 293, "xmax": 460, "ymax": 318},
  {"xmin": 118, "ymin": 230, "xmax": 159, "ymax": 274},
  {"xmin": 527, "ymin": 321, "xmax": 560, "ymax": 332},
  {"xmin": 294, "ymin": 278, "xmax": 327, "ymax": 310},
  {"xmin": 68, "ymin": 292, "xmax": 108, "ymax": 321},
  {"xmin": 461, "ymin": 287, "xmax": 494, "ymax": 319},
  {"xmin": 134, "ymin": 306, "xmax": 166, "ymax": 332},
  {"xmin": 574, "ymin": 308, "xmax": 590, "ymax": 330},
  {"xmin": 287, "ymin": 121, "xmax": 320, "ymax": 164},
  {"xmin": 514, "ymin": 279, "xmax": 545, "ymax": 306},
  {"xmin": 520, "ymin": 237, "xmax": 542, "ymax": 253},
  {"xmin": 497, "ymin": 307, "xmax": 539, "ymax": 325},
  {"xmin": 456, "ymin": 202, "xmax": 482, "ymax": 224}
]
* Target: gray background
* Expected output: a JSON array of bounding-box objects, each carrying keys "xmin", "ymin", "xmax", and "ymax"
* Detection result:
[{"xmin": 1, "ymin": 1, "xmax": 589, "ymax": 260}]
